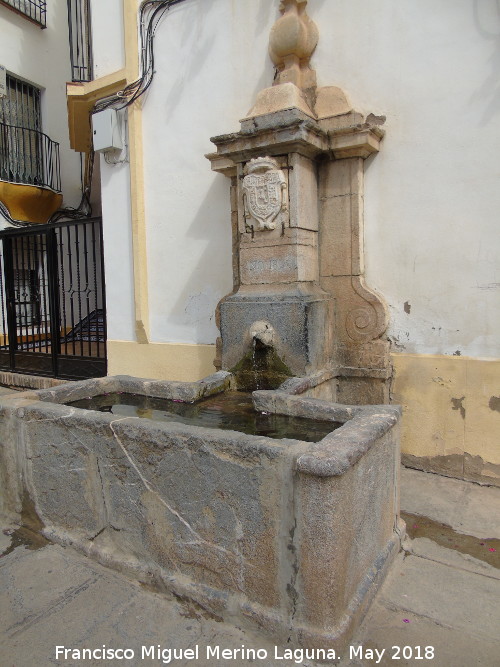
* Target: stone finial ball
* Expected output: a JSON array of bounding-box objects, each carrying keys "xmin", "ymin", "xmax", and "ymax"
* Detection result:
[{"xmin": 269, "ymin": 0, "xmax": 319, "ymax": 66}]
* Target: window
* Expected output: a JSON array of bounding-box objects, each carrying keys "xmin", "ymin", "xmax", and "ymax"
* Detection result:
[
  {"xmin": 0, "ymin": 0, "xmax": 47, "ymax": 28},
  {"xmin": 0, "ymin": 73, "xmax": 41, "ymax": 131},
  {"xmin": 67, "ymin": 0, "xmax": 93, "ymax": 82},
  {"xmin": 0, "ymin": 74, "xmax": 61, "ymax": 192},
  {"xmin": 0, "ymin": 74, "xmax": 43, "ymax": 186}
]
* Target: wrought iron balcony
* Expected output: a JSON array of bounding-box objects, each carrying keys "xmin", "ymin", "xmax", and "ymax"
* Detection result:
[
  {"xmin": 0, "ymin": 0, "xmax": 46, "ymax": 28},
  {"xmin": 0, "ymin": 122, "xmax": 61, "ymax": 192},
  {"xmin": 67, "ymin": 0, "xmax": 93, "ymax": 82}
]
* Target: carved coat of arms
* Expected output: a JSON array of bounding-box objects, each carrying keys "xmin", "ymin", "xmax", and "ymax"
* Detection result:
[{"xmin": 242, "ymin": 157, "xmax": 287, "ymax": 231}]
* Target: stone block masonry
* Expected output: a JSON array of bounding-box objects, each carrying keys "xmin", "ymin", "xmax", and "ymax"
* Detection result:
[{"xmin": 0, "ymin": 373, "xmax": 402, "ymax": 652}]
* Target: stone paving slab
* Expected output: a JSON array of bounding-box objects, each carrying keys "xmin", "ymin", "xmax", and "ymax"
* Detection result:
[
  {"xmin": 380, "ymin": 553, "xmax": 500, "ymax": 640},
  {"xmin": 406, "ymin": 536, "xmax": 500, "ymax": 580},
  {"xmin": 342, "ymin": 598, "xmax": 500, "ymax": 667},
  {"xmin": 400, "ymin": 467, "xmax": 500, "ymax": 538},
  {"xmin": 2, "ymin": 532, "xmax": 500, "ymax": 667},
  {"xmin": 0, "ymin": 542, "xmax": 320, "ymax": 667},
  {"xmin": 340, "ymin": 469, "xmax": 500, "ymax": 666},
  {"xmin": 2, "ymin": 468, "xmax": 500, "ymax": 667}
]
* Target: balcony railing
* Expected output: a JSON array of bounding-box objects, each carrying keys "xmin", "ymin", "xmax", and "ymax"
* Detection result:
[
  {"xmin": 0, "ymin": 0, "xmax": 47, "ymax": 28},
  {"xmin": 67, "ymin": 0, "xmax": 93, "ymax": 82},
  {"xmin": 0, "ymin": 122, "xmax": 61, "ymax": 192}
]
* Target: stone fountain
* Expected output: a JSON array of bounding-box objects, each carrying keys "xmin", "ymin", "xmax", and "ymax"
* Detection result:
[
  {"xmin": 208, "ymin": 0, "xmax": 391, "ymax": 406},
  {"xmin": 0, "ymin": 1, "xmax": 403, "ymax": 656}
]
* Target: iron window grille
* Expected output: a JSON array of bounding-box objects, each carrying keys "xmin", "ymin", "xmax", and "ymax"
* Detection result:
[
  {"xmin": 67, "ymin": 0, "xmax": 93, "ymax": 82},
  {"xmin": 0, "ymin": 74, "xmax": 42, "ymax": 133},
  {"xmin": 0, "ymin": 0, "xmax": 47, "ymax": 28},
  {"xmin": 0, "ymin": 74, "xmax": 61, "ymax": 192}
]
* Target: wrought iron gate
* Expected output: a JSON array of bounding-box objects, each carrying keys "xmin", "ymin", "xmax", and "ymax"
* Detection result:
[{"xmin": 0, "ymin": 218, "xmax": 106, "ymax": 380}]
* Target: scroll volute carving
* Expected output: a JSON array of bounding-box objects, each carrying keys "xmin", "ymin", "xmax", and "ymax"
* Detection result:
[
  {"xmin": 344, "ymin": 277, "xmax": 389, "ymax": 343},
  {"xmin": 319, "ymin": 156, "xmax": 389, "ymax": 361}
]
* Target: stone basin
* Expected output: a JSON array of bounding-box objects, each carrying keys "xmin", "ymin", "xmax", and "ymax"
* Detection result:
[{"xmin": 0, "ymin": 372, "xmax": 402, "ymax": 651}]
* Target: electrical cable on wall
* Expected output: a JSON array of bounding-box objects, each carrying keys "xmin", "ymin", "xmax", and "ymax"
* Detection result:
[
  {"xmin": 94, "ymin": 0, "xmax": 188, "ymax": 115},
  {"xmin": 49, "ymin": 150, "xmax": 95, "ymax": 223},
  {"xmin": 46, "ymin": 0, "xmax": 187, "ymax": 225}
]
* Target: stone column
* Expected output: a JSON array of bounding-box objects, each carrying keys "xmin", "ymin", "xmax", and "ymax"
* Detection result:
[
  {"xmin": 209, "ymin": 118, "xmax": 333, "ymax": 378},
  {"xmin": 317, "ymin": 110, "xmax": 391, "ymax": 403}
]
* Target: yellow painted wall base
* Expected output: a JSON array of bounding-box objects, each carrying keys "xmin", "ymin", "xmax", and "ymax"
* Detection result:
[
  {"xmin": 392, "ymin": 353, "xmax": 500, "ymax": 485},
  {"xmin": 106, "ymin": 340, "xmax": 217, "ymax": 383}
]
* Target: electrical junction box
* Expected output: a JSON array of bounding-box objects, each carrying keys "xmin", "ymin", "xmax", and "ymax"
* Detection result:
[
  {"xmin": 92, "ymin": 108, "xmax": 123, "ymax": 152},
  {"xmin": 0, "ymin": 66, "xmax": 6, "ymax": 98}
]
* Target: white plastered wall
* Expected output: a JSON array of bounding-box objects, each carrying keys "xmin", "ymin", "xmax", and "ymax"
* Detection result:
[
  {"xmin": 100, "ymin": 157, "xmax": 136, "ymax": 341},
  {"xmin": 0, "ymin": 0, "xmax": 83, "ymax": 218},
  {"xmin": 142, "ymin": 0, "xmax": 274, "ymax": 345},
  {"xmin": 98, "ymin": 0, "xmax": 499, "ymax": 359},
  {"xmin": 90, "ymin": 0, "xmax": 125, "ymax": 79},
  {"xmin": 88, "ymin": 0, "xmax": 131, "ymax": 339},
  {"xmin": 313, "ymin": 0, "xmax": 500, "ymax": 358}
]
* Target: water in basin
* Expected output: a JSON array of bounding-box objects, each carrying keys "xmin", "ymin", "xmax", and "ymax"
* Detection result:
[{"xmin": 68, "ymin": 391, "xmax": 340, "ymax": 442}]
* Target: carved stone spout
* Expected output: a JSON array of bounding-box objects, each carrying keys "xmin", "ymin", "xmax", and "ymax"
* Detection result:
[{"xmin": 250, "ymin": 320, "xmax": 276, "ymax": 349}]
